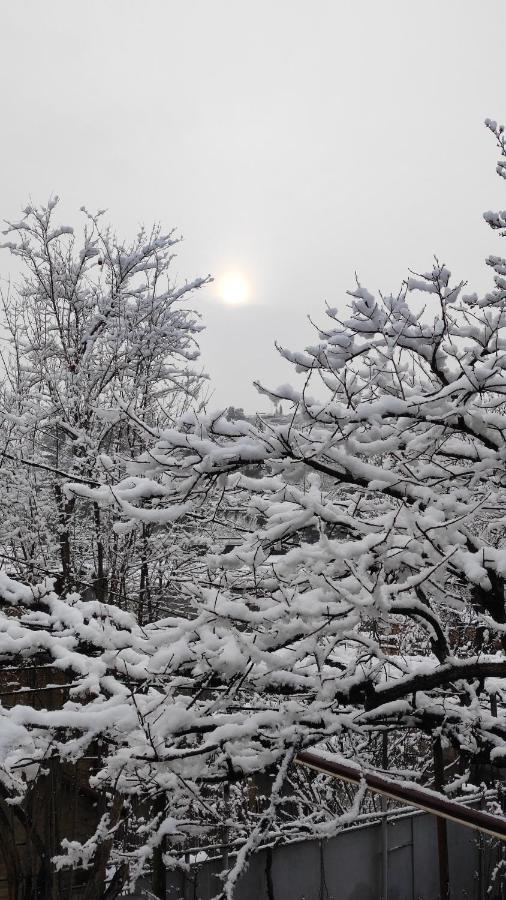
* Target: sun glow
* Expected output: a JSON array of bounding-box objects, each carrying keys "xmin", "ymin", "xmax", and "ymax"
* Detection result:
[{"xmin": 218, "ymin": 270, "xmax": 251, "ymax": 305}]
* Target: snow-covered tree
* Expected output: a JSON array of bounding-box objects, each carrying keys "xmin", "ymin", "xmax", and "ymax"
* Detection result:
[
  {"xmin": 0, "ymin": 201, "xmax": 212, "ymax": 896},
  {"xmin": 74, "ymin": 117, "xmax": 506, "ymax": 778},
  {"xmin": 0, "ymin": 200, "xmax": 210, "ymax": 618},
  {"xmin": 3, "ymin": 120, "xmax": 506, "ymax": 897}
]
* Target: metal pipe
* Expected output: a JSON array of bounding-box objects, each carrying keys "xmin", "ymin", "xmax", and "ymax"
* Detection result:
[{"xmin": 296, "ymin": 751, "xmax": 506, "ymax": 841}]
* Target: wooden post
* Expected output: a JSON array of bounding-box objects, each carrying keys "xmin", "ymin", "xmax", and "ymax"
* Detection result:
[
  {"xmin": 152, "ymin": 794, "xmax": 167, "ymax": 900},
  {"xmin": 222, "ymin": 781, "xmax": 230, "ymax": 873}
]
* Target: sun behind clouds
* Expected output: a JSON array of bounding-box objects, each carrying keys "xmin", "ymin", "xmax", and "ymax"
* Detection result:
[{"xmin": 217, "ymin": 270, "xmax": 251, "ymax": 305}]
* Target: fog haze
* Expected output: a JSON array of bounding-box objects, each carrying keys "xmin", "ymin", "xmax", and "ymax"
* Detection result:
[{"xmin": 0, "ymin": 1, "xmax": 504, "ymax": 408}]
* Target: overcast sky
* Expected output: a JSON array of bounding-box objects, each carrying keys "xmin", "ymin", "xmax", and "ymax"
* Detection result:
[{"xmin": 1, "ymin": 1, "xmax": 505, "ymax": 409}]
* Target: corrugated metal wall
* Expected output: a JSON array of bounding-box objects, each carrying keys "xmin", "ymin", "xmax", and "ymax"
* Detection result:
[{"xmin": 135, "ymin": 809, "xmax": 503, "ymax": 900}]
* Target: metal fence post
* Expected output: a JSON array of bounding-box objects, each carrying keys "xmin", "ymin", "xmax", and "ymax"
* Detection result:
[
  {"xmin": 499, "ymin": 782, "xmax": 506, "ymax": 900},
  {"xmin": 433, "ymin": 737, "xmax": 450, "ymax": 900},
  {"xmin": 381, "ymin": 731, "xmax": 389, "ymax": 900}
]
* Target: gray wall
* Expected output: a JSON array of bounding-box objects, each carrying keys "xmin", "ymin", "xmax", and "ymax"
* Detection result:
[{"xmin": 155, "ymin": 810, "xmax": 503, "ymax": 900}]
